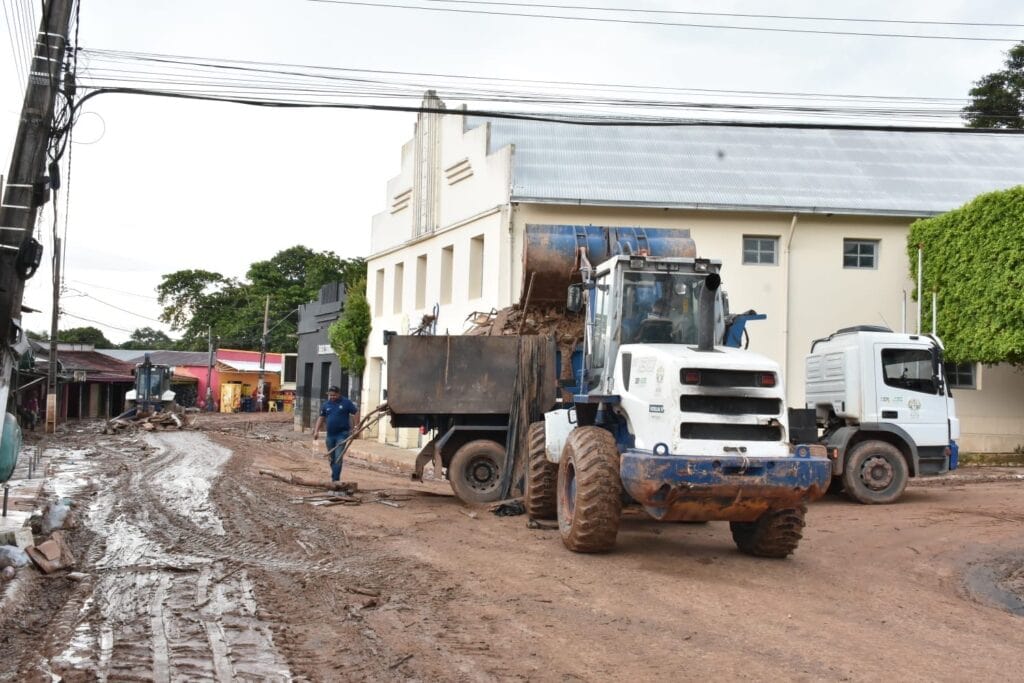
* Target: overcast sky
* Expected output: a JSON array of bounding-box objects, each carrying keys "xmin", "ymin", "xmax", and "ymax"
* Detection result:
[{"xmin": 2, "ymin": 0, "xmax": 1022, "ymax": 344}]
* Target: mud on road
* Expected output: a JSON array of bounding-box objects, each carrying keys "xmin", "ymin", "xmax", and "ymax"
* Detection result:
[{"xmin": 2, "ymin": 414, "xmax": 1023, "ymax": 681}]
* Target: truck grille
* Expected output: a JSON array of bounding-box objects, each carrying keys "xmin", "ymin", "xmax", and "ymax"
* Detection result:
[
  {"xmin": 680, "ymin": 423, "xmax": 783, "ymax": 441},
  {"xmin": 679, "ymin": 396, "xmax": 782, "ymax": 416},
  {"xmin": 680, "ymin": 369, "xmax": 757, "ymax": 387}
]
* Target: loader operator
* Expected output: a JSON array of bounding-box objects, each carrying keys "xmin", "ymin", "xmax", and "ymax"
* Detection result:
[{"xmin": 312, "ymin": 385, "xmax": 358, "ymax": 483}]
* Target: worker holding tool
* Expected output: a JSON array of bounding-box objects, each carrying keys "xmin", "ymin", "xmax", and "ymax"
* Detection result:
[{"xmin": 312, "ymin": 385, "xmax": 359, "ymax": 483}]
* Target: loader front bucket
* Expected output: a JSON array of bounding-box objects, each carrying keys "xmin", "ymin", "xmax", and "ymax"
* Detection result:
[{"xmin": 522, "ymin": 225, "xmax": 697, "ymax": 304}]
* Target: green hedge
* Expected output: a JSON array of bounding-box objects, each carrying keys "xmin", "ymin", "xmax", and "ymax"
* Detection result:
[{"xmin": 907, "ymin": 185, "xmax": 1024, "ymax": 364}]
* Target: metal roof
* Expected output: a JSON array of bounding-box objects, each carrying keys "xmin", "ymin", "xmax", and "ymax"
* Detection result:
[
  {"xmin": 217, "ymin": 359, "xmax": 282, "ymax": 373},
  {"xmin": 467, "ymin": 119, "xmax": 1024, "ymax": 217}
]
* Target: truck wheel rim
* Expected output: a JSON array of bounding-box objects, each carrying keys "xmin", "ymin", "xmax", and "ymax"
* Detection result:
[
  {"xmin": 562, "ymin": 460, "xmax": 577, "ymax": 522},
  {"xmin": 465, "ymin": 455, "xmax": 499, "ymax": 492},
  {"xmin": 860, "ymin": 455, "xmax": 894, "ymax": 491}
]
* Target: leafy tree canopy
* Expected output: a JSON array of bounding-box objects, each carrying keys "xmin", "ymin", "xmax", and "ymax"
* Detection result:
[
  {"xmin": 121, "ymin": 327, "xmax": 176, "ymax": 350},
  {"xmin": 58, "ymin": 326, "xmax": 112, "ymax": 347},
  {"xmin": 908, "ymin": 186, "xmax": 1024, "ymax": 364},
  {"xmin": 328, "ymin": 278, "xmax": 370, "ymax": 376},
  {"xmin": 962, "ymin": 42, "xmax": 1024, "ymax": 129},
  {"xmin": 158, "ymin": 246, "xmax": 364, "ymax": 353}
]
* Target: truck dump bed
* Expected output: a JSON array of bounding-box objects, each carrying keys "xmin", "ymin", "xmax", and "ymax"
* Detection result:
[{"xmin": 386, "ymin": 335, "xmax": 557, "ymax": 416}]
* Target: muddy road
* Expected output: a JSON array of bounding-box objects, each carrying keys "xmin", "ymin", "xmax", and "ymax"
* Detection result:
[{"xmin": 2, "ymin": 414, "xmax": 1023, "ymax": 681}]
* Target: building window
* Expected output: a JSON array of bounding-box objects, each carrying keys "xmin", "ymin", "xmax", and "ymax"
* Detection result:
[
  {"xmin": 469, "ymin": 235, "xmax": 484, "ymax": 299},
  {"xmin": 440, "ymin": 245, "xmax": 454, "ymax": 305},
  {"xmin": 415, "ymin": 254, "xmax": 427, "ymax": 309},
  {"xmin": 944, "ymin": 362, "xmax": 976, "ymax": 389},
  {"xmin": 283, "ymin": 356, "xmax": 297, "ymax": 383},
  {"xmin": 393, "ymin": 263, "xmax": 404, "ymax": 314},
  {"xmin": 374, "ymin": 268, "xmax": 384, "ymax": 316},
  {"xmin": 843, "ymin": 239, "xmax": 878, "ymax": 269},
  {"xmin": 742, "ymin": 236, "xmax": 778, "ymax": 265}
]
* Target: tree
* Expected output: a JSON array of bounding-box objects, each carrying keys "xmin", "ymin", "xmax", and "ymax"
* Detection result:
[
  {"xmin": 907, "ymin": 186, "xmax": 1024, "ymax": 364},
  {"xmin": 328, "ymin": 277, "xmax": 371, "ymax": 398},
  {"xmin": 58, "ymin": 326, "xmax": 112, "ymax": 347},
  {"xmin": 156, "ymin": 246, "xmax": 365, "ymax": 353},
  {"xmin": 121, "ymin": 327, "xmax": 175, "ymax": 350},
  {"xmin": 962, "ymin": 42, "xmax": 1024, "ymax": 129}
]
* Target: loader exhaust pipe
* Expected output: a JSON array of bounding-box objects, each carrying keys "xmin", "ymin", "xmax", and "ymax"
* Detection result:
[{"xmin": 697, "ymin": 273, "xmax": 721, "ymax": 352}]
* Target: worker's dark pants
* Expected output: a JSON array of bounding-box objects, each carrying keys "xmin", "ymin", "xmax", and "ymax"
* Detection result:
[{"xmin": 325, "ymin": 433, "xmax": 348, "ymax": 482}]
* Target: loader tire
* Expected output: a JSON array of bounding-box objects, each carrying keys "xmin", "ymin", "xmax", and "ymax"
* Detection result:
[
  {"xmin": 449, "ymin": 440, "xmax": 506, "ymax": 504},
  {"xmin": 525, "ymin": 421, "xmax": 557, "ymax": 520},
  {"xmin": 557, "ymin": 427, "xmax": 622, "ymax": 553},
  {"xmin": 730, "ymin": 506, "xmax": 807, "ymax": 558},
  {"xmin": 842, "ymin": 440, "xmax": 908, "ymax": 505}
]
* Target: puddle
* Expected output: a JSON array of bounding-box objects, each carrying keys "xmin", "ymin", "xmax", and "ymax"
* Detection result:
[
  {"xmin": 964, "ymin": 552, "xmax": 1024, "ymax": 616},
  {"xmin": 38, "ymin": 431, "xmax": 292, "ymax": 680},
  {"xmin": 144, "ymin": 432, "xmax": 230, "ymax": 535}
]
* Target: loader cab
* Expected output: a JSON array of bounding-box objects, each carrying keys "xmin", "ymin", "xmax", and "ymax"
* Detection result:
[{"xmin": 581, "ymin": 255, "xmax": 724, "ymax": 392}]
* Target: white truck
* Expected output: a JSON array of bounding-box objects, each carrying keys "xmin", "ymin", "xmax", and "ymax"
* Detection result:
[{"xmin": 805, "ymin": 326, "xmax": 959, "ymax": 504}]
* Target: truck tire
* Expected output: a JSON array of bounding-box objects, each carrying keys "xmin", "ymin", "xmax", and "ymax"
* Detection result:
[
  {"xmin": 448, "ymin": 440, "xmax": 506, "ymax": 504},
  {"xmin": 557, "ymin": 427, "xmax": 622, "ymax": 553},
  {"xmin": 525, "ymin": 421, "xmax": 557, "ymax": 520},
  {"xmin": 730, "ymin": 506, "xmax": 807, "ymax": 558},
  {"xmin": 842, "ymin": 440, "xmax": 909, "ymax": 505}
]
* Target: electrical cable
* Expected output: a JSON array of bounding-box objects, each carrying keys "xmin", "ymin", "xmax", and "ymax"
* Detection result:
[
  {"xmin": 413, "ymin": 0, "xmax": 1024, "ymax": 29},
  {"xmin": 305, "ymin": 0, "xmax": 1024, "ymax": 42},
  {"xmin": 72, "ymin": 47, "xmax": 1024, "ymax": 125},
  {"xmin": 67, "ymin": 279, "xmax": 159, "ymax": 300},
  {"xmin": 61, "ymin": 311, "xmax": 136, "ymax": 334},
  {"xmin": 64, "ymin": 288, "xmax": 165, "ymax": 323}
]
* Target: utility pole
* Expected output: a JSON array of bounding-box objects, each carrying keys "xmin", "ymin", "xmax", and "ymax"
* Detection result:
[
  {"xmin": 205, "ymin": 325, "xmax": 215, "ymax": 412},
  {"xmin": 46, "ymin": 237, "xmax": 61, "ymax": 432},
  {"xmin": 257, "ymin": 295, "xmax": 269, "ymax": 412},
  {"xmin": 0, "ymin": 0, "xmax": 75, "ymax": 432}
]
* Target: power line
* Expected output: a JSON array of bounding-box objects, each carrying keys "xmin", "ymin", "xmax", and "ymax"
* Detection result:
[
  {"xmin": 415, "ymin": 0, "xmax": 1024, "ymax": 29},
  {"xmin": 72, "ymin": 86, "xmax": 1024, "ymax": 133},
  {"xmin": 63, "ymin": 288, "xmax": 165, "ymax": 323},
  {"xmin": 66, "ymin": 278, "xmax": 159, "ymax": 300},
  {"xmin": 305, "ymin": 0, "xmax": 1024, "ymax": 42},
  {"xmin": 61, "ymin": 311, "xmax": 135, "ymax": 334}
]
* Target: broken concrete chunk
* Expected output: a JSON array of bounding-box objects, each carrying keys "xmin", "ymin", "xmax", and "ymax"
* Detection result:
[
  {"xmin": 26, "ymin": 530, "xmax": 75, "ymax": 574},
  {"xmin": 0, "ymin": 527, "xmax": 33, "ymax": 549}
]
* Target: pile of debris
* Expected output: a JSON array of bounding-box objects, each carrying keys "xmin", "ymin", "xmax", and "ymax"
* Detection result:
[
  {"xmin": 464, "ymin": 304, "xmax": 583, "ymax": 344},
  {"xmin": 105, "ymin": 410, "xmax": 192, "ymax": 434}
]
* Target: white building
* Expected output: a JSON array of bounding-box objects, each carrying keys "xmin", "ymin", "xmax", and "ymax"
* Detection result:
[{"xmin": 364, "ymin": 95, "xmax": 1024, "ymax": 452}]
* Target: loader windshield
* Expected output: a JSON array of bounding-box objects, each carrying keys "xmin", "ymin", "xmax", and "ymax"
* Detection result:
[{"xmin": 621, "ymin": 271, "xmax": 702, "ymax": 344}]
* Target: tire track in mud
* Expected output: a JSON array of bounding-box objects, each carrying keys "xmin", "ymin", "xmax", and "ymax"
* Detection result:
[
  {"xmin": 30, "ymin": 432, "xmax": 292, "ymax": 681},
  {"xmin": 209, "ymin": 433, "xmax": 526, "ymax": 682}
]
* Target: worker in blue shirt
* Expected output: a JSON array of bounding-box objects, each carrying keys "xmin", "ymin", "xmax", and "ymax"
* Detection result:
[{"xmin": 312, "ymin": 385, "xmax": 359, "ymax": 483}]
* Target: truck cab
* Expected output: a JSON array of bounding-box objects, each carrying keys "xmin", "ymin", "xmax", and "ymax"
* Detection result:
[{"xmin": 805, "ymin": 326, "xmax": 959, "ymax": 503}]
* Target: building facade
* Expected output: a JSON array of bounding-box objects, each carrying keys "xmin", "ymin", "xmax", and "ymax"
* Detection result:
[
  {"xmin": 295, "ymin": 282, "xmax": 348, "ymax": 430},
  {"xmin": 365, "ymin": 97, "xmax": 1024, "ymax": 452}
]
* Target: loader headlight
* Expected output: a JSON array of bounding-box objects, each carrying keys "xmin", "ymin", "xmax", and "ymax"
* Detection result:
[{"xmin": 756, "ymin": 372, "xmax": 777, "ymax": 387}]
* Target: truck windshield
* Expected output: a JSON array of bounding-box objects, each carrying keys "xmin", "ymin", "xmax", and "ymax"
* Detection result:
[{"xmin": 621, "ymin": 271, "xmax": 703, "ymax": 344}]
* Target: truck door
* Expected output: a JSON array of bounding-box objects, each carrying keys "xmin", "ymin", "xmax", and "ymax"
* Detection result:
[{"xmin": 873, "ymin": 343, "xmax": 948, "ymax": 448}]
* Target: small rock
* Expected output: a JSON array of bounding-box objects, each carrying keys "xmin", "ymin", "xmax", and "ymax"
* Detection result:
[
  {"xmin": 66, "ymin": 572, "xmax": 89, "ymax": 582},
  {"xmin": 2, "ymin": 566, "xmax": 15, "ymax": 581}
]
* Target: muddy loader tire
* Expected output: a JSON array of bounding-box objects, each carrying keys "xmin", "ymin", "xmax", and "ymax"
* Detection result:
[
  {"xmin": 730, "ymin": 506, "xmax": 807, "ymax": 558},
  {"xmin": 557, "ymin": 427, "xmax": 622, "ymax": 553},
  {"xmin": 449, "ymin": 440, "xmax": 506, "ymax": 504},
  {"xmin": 842, "ymin": 440, "xmax": 908, "ymax": 505},
  {"xmin": 525, "ymin": 421, "xmax": 557, "ymax": 520}
]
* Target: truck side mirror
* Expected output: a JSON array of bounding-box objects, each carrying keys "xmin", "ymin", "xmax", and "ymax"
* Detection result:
[
  {"xmin": 929, "ymin": 345, "xmax": 944, "ymax": 395},
  {"xmin": 566, "ymin": 285, "xmax": 583, "ymax": 313}
]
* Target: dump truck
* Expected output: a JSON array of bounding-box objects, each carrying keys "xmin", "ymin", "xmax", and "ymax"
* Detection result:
[
  {"xmin": 386, "ymin": 334, "xmax": 557, "ymax": 503},
  {"xmin": 388, "ymin": 225, "xmax": 831, "ymax": 557},
  {"xmin": 803, "ymin": 326, "xmax": 959, "ymax": 504}
]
